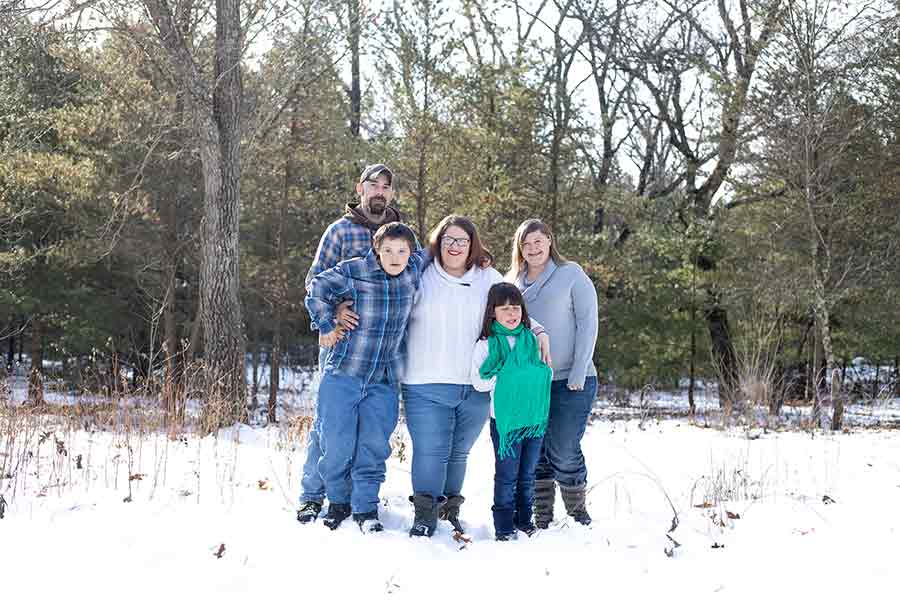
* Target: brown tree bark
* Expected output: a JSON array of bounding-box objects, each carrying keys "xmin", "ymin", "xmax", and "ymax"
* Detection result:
[
  {"xmin": 249, "ymin": 322, "xmax": 259, "ymax": 412},
  {"xmin": 348, "ymin": 0, "xmax": 361, "ymax": 137},
  {"xmin": 27, "ymin": 318, "xmax": 43, "ymax": 405},
  {"xmin": 203, "ymin": 0, "xmax": 246, "ymax": 427},
  {"xmin": 162, "ymin": 185, "xmax": 179, "ymax": 421},
  {"xmin": 5, "ymin": 322, "xmax": 14, "ymax": 371},
  {"xmin": 143, "ymin": 0, "xmax": 247, "ymax": 429},
  {"xmin": 269, "ymin": 113, "xmax": 295, "ymax": 426},
  {"xmin": 688, "ymin": 324, "xmax": 696, "ymax": 416},
  {"xmin": 894, "ymin": 356, "xmax": 899, "ymax": 396},
  {"xmin": 705, "ymin": 295, "xmax": 738, "ymax": 412},
  {"xmin": 872, "ymin": 364, "xmax": 880, "ymax": 400}
]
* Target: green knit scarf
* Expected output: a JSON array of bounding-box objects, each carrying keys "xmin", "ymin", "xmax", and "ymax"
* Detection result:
[{"xmin": 479, "ymin": 320, "xmax": 552, "ymax": 459}]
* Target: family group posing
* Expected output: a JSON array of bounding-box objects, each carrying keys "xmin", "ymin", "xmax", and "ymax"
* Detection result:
[{"xmin": 296, "ymin": 163, "xmax": 599, "ymax": 541}]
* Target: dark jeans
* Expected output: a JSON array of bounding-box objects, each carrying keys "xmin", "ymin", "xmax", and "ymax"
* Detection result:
[
  {"xmin": 535, "ymin": 377, "xmax": 597, "ymax": 486},
  {"xmin": 490, "ymin": 419, "xmax": 543, "ymax": 536}
]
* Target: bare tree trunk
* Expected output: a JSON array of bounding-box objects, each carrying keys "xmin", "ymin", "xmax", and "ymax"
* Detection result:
[
  {"xmin": 545, "ymin": 4, "xmax": 580, "ymax": 233},
  {"xmin": 549, "ymin": 27, "xmax": 562, "ymax": 231},
  {"xmin": 163, "ymin": 5, "xmax": 191, "ymax": 429},
  {"xmin": 143, "ymin": 0, "xmax": 247, "ymax": 430},
  {"xmin": 894, "ymin": 356, "xmax": 900, "ymax": 396},
  {"xmin": 5, "ymin": 322, "xmax": 14, "ymax": 371},
  {"xmin": 348, "ymin": 0, "xmax": 361, "ymax": 137},
  {"xmin": 416, "ymin": 141, "xmax": 427, "ymax": 237},
  {"xmin": 872, "ymin": 364, "xmax": 880, "ymax": 400},
  {"xmin": 688, "ymin": 319, "xmax": 696, "ymax": 416},
  {"xmin": 269, "ymin": 315, "xmax": 281, "ymax": 425},
  {"xmin": 250, "ymin": 323, "xmax": 259, "ymax": 412},
  {"xmin": 705, "ymin": 291, "xmax": 737, "ymax": 412},
  {"xmin": 27, "ymin": 318, "xmax": 43, "ymax": 405},
  {"xmin": 163, "ymin": 187, "xmax": 179, "ymax": 421},
  {"xmin": 110, "ymin": 347, "xmax": 121, "ymax": 399},
  {"xmin": 549, "ymin": 129, "xmax": 560, "ymax": 232},
  {"xmin": 812, "ymin": 298, "xmax": 840, "ymax": 429},
  {"xmin": 269, "ymin": 113, "xmax": 294, "ymax": 426},
  {"xmin": 807, "ymin": 324, "xmax": 816, "ymax": 408},
  {"xmin": 841, "ymin": 357, "xmax": 847, "ymax": 386},
  {"xmin": 771, "ymin": 360, "xmax": 785, "ymax": 416},
  {"xmin": 203, "ymin": 0, "xmax": 246, "ymax": 427}
]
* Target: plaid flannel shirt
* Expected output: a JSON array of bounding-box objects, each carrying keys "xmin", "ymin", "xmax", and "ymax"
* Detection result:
[
  {"xmin": 305, "ymin": 248, "xmax": 426, "ymax": 385},
  {"xmin": 305, "ymin": 217, "xmax": 377, "ymax": 287}
]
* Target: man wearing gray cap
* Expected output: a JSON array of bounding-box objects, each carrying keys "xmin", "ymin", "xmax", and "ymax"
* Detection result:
[{"xmin": 297, "ymin": 163, "xmax": 402, "ymax": 528}]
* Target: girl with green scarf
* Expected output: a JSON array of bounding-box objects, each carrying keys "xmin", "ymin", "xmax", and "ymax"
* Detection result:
[{"xmin": 470, "ymin": 283, "xmax": 552, "ymax": 540}]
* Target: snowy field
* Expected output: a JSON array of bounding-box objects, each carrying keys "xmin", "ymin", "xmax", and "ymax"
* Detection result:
[{"xmin": 2, "ymin": 399, "xmax": 899, "ymax": 598}]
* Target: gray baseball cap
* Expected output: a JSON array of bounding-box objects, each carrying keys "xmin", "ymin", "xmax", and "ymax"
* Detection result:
[{"xmin": 359, "ymin": 163, "xmax": 394, "ymax": 185}]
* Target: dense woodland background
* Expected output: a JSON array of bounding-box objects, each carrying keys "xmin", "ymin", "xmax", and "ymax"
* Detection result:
[{"xmin": 1, "ymin": 0, "xmax": 898, "ymax": 430}]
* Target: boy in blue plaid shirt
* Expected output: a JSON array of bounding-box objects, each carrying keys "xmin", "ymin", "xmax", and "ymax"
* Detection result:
[
  {"xmin": 297, "ymin": 164, "xmax": 401, "ymax": 525},
  {"xmin": 305, "ymin": 222, "xmax": 426, "ymax": 533}
]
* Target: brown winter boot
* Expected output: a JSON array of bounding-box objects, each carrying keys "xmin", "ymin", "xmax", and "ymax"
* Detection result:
[
  {"xmin": 438, "ymin": 494, "xmax": 466, "ymax": 533},
  {"xmin": 560, "ymin": 483, "xmax": 591, "ymax": 526},
  {"xmin": 534, "ymin": 479, "xmax": 556, "ymax": 529}
]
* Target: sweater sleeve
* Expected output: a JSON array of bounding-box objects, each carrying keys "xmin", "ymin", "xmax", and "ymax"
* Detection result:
[
  {"xmin": 470, "ymin": 339, "xmax": 495, "ymax": 393},
  {"xmin": 567, "ymin": 265, "xmax": 599, "ymax": 388},
  {"xmin": 305, "ymin": 263, "xmax": 353, "ymax": 335}
]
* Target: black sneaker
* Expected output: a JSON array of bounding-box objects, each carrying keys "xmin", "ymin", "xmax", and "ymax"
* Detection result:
[
  {"xmin": 495, "ymin": 532, "xmax": 518, "ymax": 542},
  {"xmin": 322, "ymin": 503, "xmax": 352, "ymax": 530},
  {"xmin": 296, "ymin": 501, "xmax": 323, "ymax": 524},
  {"xmin": 353, "ymin": 511, "xmax": 384, "ymax": 534},
  {"xmin": 517, "ymin": 522, "xmax": 537, "ymax": 537}
]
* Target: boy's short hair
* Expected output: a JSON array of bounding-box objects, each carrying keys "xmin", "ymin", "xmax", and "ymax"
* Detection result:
[{"xmin": 373, "ymin": 222, "xmax": 417, "ymax": 253}]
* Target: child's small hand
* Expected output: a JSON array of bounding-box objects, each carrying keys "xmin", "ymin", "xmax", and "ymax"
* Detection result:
[{"xmin": 537, "ymin": 332, "xmax": 552, "ymax": 367}]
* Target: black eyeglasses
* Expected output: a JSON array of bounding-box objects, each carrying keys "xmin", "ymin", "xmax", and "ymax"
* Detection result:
[{"xmin": 441, "ymin": 236, "xmax": 470, "ymax": 249}]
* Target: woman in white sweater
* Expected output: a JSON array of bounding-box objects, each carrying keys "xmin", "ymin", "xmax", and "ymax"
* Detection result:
[{"xmin": 401, "ymin": 215, "xmax": 549, "ymax": 538}]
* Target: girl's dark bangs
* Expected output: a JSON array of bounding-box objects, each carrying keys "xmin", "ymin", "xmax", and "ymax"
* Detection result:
[{"xmin": 491, "ymin": 285, "xmax": 524, "ymax": 306}]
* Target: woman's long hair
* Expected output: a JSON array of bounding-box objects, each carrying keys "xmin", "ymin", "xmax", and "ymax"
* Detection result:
[
  {"xmin": 479, "ymin": 282, "xmax": 532, "ymax": 340},
  {"xmin": 507, "ymin": 219, "xmax": 568, "ymax": 281},
  {"xmin": 428, "ymin": 215, "xmax": 493, "ymax": 271}
]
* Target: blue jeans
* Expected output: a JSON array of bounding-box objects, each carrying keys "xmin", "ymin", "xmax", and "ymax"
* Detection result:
[
  {"xmin": 534, "ymin": 377, "xmax": 598, "ymax": 486},
  {"xmin": 401, "ymin": 383, "xmax": 491, "ymax": 498},
  {"xmin": 317, "ymin": 371, "xmax": 399, "ymax": 514},
  {"xmin": 299, "ymin": 347, "xmax": 329, "ymax": 504},
  {"xmin": 490, "ymin": 419, "xmax": 543, "ymax": 536}
]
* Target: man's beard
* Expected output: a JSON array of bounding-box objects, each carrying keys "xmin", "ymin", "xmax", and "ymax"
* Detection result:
[{"xmin": 367, "ymin": 196, "xmax": 386, "ymax": 215}]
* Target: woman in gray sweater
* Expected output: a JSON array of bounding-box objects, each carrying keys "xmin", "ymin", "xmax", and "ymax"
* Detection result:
[{"xmin": 508, "ymin": 218, "xmax": 599, "ymax": 528}]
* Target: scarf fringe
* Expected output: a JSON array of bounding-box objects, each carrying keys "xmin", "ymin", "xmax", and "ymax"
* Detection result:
[{"xmin": 497, "ymin": 422, "xmax": 547, "ymax": 460}]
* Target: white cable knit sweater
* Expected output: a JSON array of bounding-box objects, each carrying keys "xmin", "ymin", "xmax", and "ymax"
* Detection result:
[{"xmin": 400, "ymin": 261, "xmax": 504, "ymax": 385}]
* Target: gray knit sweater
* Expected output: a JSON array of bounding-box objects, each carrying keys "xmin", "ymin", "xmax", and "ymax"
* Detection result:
[{"xmin": 515, "ymin": 259, "xmax": 598, "ymax": 387}]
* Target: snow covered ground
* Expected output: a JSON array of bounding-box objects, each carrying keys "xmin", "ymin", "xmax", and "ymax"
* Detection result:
[{"xmin": 2, "ymin": 397, "xmax": 899, "ymax": 599}]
